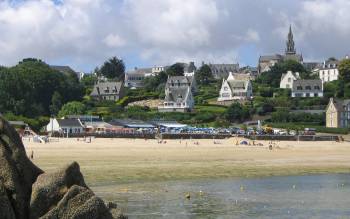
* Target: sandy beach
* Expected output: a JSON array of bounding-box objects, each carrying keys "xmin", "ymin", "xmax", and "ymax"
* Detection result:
[{"xmin": 23, "ymin": 138, "xmax": 350, "ymax": 185}]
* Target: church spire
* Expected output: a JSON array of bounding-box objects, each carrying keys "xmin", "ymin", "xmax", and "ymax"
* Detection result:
[{"xmin": 286, "ymin": 25, "xmax": 296, "ymax": 55}]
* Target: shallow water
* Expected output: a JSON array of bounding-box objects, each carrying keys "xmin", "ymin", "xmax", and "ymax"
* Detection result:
[{"xmin": 91, "ymin": 174, "xmax": 350, "ymax": 219}]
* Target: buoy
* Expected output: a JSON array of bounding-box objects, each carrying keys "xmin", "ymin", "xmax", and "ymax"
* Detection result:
[
  {"xmin": 185, "ymin": 193, "xmax": 191, "ymax": 200},
  {"xmin": 199, "ymin": 190, "xmax": 203, "ymax": 196}
]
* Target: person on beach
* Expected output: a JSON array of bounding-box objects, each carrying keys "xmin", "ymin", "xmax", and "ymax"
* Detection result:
[{"xmin": 30, "ymin": 150, "xmax": 34, "ymax": 160}]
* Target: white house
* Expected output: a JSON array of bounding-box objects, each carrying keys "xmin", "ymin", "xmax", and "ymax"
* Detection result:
[
  {"xmin": 218, "ymin": 72, "xmax": 253, "ymax": 102},
  {"xmin": 158, "ymin": 87, "xmax": 194, "ymax": 112},
  {"xmin": 46, "ymin": 118, "xmax": 84, "ymax": 134},
  {"xmin": 291, "ymin": 79, "xmax": 323, "ymax": 98},
  {"xmin": 319, "ymin": 60, "xmax": 339, "ymax": 83},
  {"xmin": 280, "ymin": 71, "xmax": 300, "ymax": 89}
]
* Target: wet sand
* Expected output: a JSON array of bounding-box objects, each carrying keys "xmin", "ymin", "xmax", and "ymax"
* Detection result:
[{"xmin": 23, "ymin": 138, "xmax": 350, "ymax": 185}]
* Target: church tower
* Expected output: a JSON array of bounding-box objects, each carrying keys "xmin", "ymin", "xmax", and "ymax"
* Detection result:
[{"xmin": 285, "ymin": 25, "xmax": 296, "ymax": 55}]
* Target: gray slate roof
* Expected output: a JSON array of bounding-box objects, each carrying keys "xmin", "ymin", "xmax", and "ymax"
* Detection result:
[
  {"xmin": 259, "ymin": 54, "xmax": 283, "ymax": 62},
  {"xmin": 166, "ymin": 76, "xmax": 194, "ymax": 88},
  {"xmin": 331, "ymin": 98, "xmax": 350, "ymax": 111},
  {"xmin": 165, "ymin": 87, "xmax": 190, "ymax": 102},
  {"xmin": 109, "ymin": 119, "xmax": 155, "ymax": 128},
  {"xmin": 227, "ymin": 80, "xmax": 248, "ymax": 90},
  {"xmin": 57, "ymin": 119, "xmax": 82, "ymax": 127},
  {"xmin": 292, "ymin": 79, "xmax": 323, "ymax": 92},
  {"xmin": 91, "ymin": 81, "xmax": 123, "ymax": 96},
  {"xmin": 126, "ymin": 68, "xmax": 152, "ymax": 75}
]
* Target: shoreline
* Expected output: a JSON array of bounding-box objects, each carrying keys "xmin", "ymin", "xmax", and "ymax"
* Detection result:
[{"xmin": 24, "ymin": 138, "xmax": 350, "ymax": 185}]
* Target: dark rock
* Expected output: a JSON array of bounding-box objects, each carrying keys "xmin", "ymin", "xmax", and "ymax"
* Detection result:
[
  {"xmin": 0, "ymin": 116, "xmax": 43, "ymax": 219},
  {"xmin": 40, "ymin": 185, "xmax": 115, "ymax": 219},
  {"xmin": 30, "ymin": 162, "xmax": 87, "ymax": 219},
  {"xmin": 0, "ymin": 180, "xmax": 16, "ymax": 219}
]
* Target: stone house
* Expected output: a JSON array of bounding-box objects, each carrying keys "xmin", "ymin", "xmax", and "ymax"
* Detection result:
[
  {"xmin": 326, "ymin": 98, "xmax": 350, "ymax": 128},
  {"xmin": 90, "ymin": 81, "xmax": 124, "ymax": 101}
]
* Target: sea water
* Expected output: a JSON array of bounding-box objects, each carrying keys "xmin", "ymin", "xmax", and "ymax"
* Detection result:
[{"xmin": 92, "ymin": 174, "xmax": 350, "ymax": 219}]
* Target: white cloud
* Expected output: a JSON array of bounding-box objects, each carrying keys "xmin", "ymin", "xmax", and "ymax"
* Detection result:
[
  {"xmin": 0, "ymin": 0, "xmax": 349, "ymax": 71},
  {"xmin": 103, "ymin": 34, "xmax": 126, "ymax": 48}
]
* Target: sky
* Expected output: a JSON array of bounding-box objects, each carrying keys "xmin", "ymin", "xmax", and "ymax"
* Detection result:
[{"xmin": 0, "ymin": 0, "xmax": 350, "ymax": 72}]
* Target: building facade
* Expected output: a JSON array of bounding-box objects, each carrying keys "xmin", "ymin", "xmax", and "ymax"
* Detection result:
[
  {"xmin": 46, "ymin": 118, "xmax": 84, "ymax": 134},
  {"xmin": 218, "ymin": 72, "xmax": 253, "ymax": 102},
  {"xmin": 291, "ymin": 79, "xmax": 323, "ymax": 98},
  {"xmin": 208, "ymin": 63, "xmax": 240, "ymax": 79},
  {"xmin": 90, "ymin": 81, "xmax": 124, "ymax": 101},
  {"xmin": 319, "ymin": 60, "xmax": 339, "ymax": 83},
  {"xmin": 159, "ymin": 76, "xmax": 196, "ymax": 112},
  {"xmin": 280, "ymin": 71, "xmax": 300, "ymax": 89},
  {"xmin": 258, "ymin": 26, "xmax": 303, "ymax": 74},
  {"xmin": 326, "ymin": 98, "xmax": 350, "ymax": 128}
]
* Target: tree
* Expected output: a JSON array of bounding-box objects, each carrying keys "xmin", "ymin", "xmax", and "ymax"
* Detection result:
[
  {"xmin": 339, "ymin": 59, "xmax": 350, "ymax": 83},
  {"xmin": 0, "ymin": 59, "xmax": 84, "ymax": 117},
  {"xmin": 166, "ymin": 63, "xmax": 184, "ymax": 76},
  {"xmin": 143, "ymin": 71, "xmax": 168, "ymax": 92},
  {"xmin": 195, "ymin": 64, "xmax": 213, "ymax": 85},
  {"xmin": 225, "ymin": 103, "xmax": 250, "ymax": 123},
  {"xmin": 99, "ymin": 57, "xmax": 125, "ymax": 80},
  {"xmin": 58, "ymin": 101, "xmax": 86, "ymax": 118},
  {"xmin": 256, "ymin": 60, "xmax": 310, "ymax": 87},
  {"xmin": 50, "ymin": 91, "xmax": 63, "ymax": 116}
]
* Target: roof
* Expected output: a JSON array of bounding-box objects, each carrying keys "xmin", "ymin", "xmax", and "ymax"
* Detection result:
[
  {"xmin": 109, "ymin": 119, "xmax": 155, "ymax": 128},
  {"xmin": 126, "ymin": 67, "xmax": 152, "ymax": 75},
  {"xmin": 90, "ymin": 81, "xmax": 123, "ymax": 96},
  {"xmin": 232, "ymin": 73, "xmax": 251, "ymax": 81},
  {"xmin": 227, "ymin": 80, "xmax": 249, "ymax": 90},
  {"xmin": 177, "ymin": 62, "xmax": 196, "ymax": 73},
  {"xmin": 330, "ymin": 98, "xmax": 350, "ymax": 112},
  {"xmin": 167, "ymin": 76, "xmax": 193, "ymax": 83},
  {"xmin": 292, "ymin": 79, "xmax": 323, "ymax": 92},
  {"xmin": 56, "ymin": 119, "xmax": 83, "ymax": 127},
  {"xmin": 153, "ymin": 121, "xmax": 188, "ymax": 128},
  {"xmin": 281, "ymin": 71, "xmax": 300, "ymax": 81},
  {"xmin": 85, "ymin": 121, "xmax": 114, "ymax": 128},
  {"xmin": 165, "ymin": 87, "xmax": 190, "ymax": 102},
  {"xmin": 208, "ymin": 63, "xmax": 239, "ymax": 71},
  {"xmin": 66, "ymin": 115, "xmax": 102, "ymax": 124},
  {"xmin": 259, "ymin": 54, "xmax": 283, "ymax": 62}
]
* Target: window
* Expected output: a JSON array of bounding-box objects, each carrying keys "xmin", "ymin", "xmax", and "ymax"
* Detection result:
[
  {"xmin": 305, "ymin": 86, "xmax": 311, "ymax": 90},
  {"xmin": 314, "ymin": 93, "xmax": 318, "ymax": 97},
  {"xmin": 286, "ymin": 84, "xmax": 290, "ymax": 88},
  {"xmin": 288, "ymin": 78, "xmax": 291, "ymax": 82},
  {"xmin": 224, "ymin": 87, "xmax": 228, "ymax": 91},
  {"xmin": 314, "ymin": 86, "xmax": 320, "ymax": 90},
  {"xmin": 306, "ymin": 93, "xmax": 310, "ymax": 97},
  {"xmin": 297, "ymin": 86, "xmax": 303, "ymax": 90}
]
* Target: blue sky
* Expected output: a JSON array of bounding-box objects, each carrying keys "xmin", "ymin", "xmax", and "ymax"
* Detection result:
[{"xmin": 0, "ymin": 0, "xmax": 349, "ymax": 72}]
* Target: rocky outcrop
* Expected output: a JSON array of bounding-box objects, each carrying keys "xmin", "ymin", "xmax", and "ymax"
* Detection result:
[
  {"xmin": 40, "ymin": 185, "xmax": 114, "ymax": 219},
  {"xmin": 0, "ymin": 180, "xmax": 16, "ymax": 219},
  {"xmin": 0, "ymin": 116, "xmax": 43, "ymax": 219},
  {"xmin": 0, "ymin": 116, "xmax": 127, "ymax": 219},
  {"xmin": 30, "ymin": 162, "xmax": 87, "ymax": 219}
]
